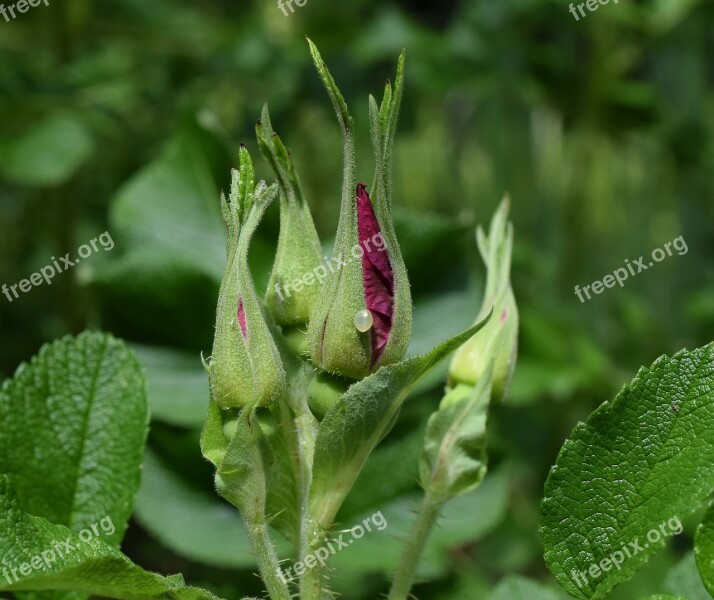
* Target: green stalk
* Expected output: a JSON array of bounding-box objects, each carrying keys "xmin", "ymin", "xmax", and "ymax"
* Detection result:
[
  {"xmin": 387, "ymin": 491, "xmax": 443, "ymax": 600},
  {"xmin": 246, "ymin": 520, "xmax": 291, "ymax": 600}
]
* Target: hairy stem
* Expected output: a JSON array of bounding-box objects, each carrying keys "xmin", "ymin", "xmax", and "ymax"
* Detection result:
[
  {"xmin": 247, "ymin": 520, "xmax": 292, "ymax": 600},
  {"xmin": 387, "ymin": 492, "xmax": 443, "ymax": 600},
  {"xmin": 299, "ymin": 519, "xmax": 329, "ymax": 600}
]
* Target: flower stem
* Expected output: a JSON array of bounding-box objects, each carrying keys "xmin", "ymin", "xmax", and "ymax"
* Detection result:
[
  {"xmin": 247, "ymin": 521, "xmax": 291, "ymax": 600},
  {"xmin": 387, "ymin": 491, "xmax": 443, "ymax": 600}
]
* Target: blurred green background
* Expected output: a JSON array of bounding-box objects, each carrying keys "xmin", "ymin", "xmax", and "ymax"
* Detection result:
[{"xmin": 1, "ymin": 0, "xmax": 713, "ymax": 598}]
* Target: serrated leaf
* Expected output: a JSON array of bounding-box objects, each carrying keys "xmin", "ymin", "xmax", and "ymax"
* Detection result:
[
  {"xmin": 541, "ymin": 344, "xmax": 714, "ymax": 599},
  {"xmin": 694, "ymin": 502, "xmax": 714, "ymax": 596},
  {"xmin": 420, "ymin": 374, "xmax": 492, "ymax": 503},
  {"xmin": 0, "ymin": 331, "xmax": 148, "ymax": 547},
  {"xmin": 0, "ymin": 476, "xmax": 224, "ymax": 600},
  {"xmin": 309, "ymin": 314, "xmax": 491, "ymax": 527}
]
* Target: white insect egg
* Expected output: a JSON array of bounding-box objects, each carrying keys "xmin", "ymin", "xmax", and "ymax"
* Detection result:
[{"xmin": 354, "ymin": 309, "xmax": 374, "ymax": 332}]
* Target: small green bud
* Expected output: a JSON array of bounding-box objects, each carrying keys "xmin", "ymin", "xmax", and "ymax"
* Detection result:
[
  {"xmin": 208, "ymin": 147, "xmax": 286, "ymax": 409},
  {"xmin": 305, "ymin": 39, "xmax": 412, "ymax": 380},
  {"xmin": 307, "ymin": 371, "xmax": 351, "ymax": 420},
  {"xmin": 449, "ymin": 196, "xmax": 518, "ymax": 402},
  {"xmin": 257, "ymin": 105, "xmax": 324, "ymax": 327}
]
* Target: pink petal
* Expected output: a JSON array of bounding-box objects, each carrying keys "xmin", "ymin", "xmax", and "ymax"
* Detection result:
[
  {"xmin": 356, "ymin": 184, "xmax": 394, "ymax": 366},
  {"xmin": 237, "ymin": 300, "xmax": 247, "ymax": 339}
]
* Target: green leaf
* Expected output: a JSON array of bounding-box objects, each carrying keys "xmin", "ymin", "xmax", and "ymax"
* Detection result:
[
  {"xmin": 330, "ymin": 466, "xmax": 510, "ymax": 580},
  {"xmin": 541, "ymin": 344, "xmax": 714, "ymax": 599},
  {"xmin": 309, "ymin": 313, "xmax": 491, "ymax": 527},
  {"xmin": 486, "ymin": 575, "xmax": 570, "ymax": 600},
  {"xmin": 0, "ymin": 114, "xmax": 94, "ymax": 187},
  {"xmin": 90, "ymin": 119, "xmax": 231, "ymax": 350},
  {"xmin": 0, "ymin": 476, "xmax": 224, "ymax": 600},
  {"xmin": 694, "ymin": 502, "xmax": 714, "ymax": 596},
  {"xmin": 109, "ymin": 119, "xmax": 229, "ymax": 280},
  {"xmin": 216, "ymin": 405, "xmax": 270, "ymax": 523},
  {"xmin": 133, "ymin": 448, "xmax": 255, "ymax": 568},
  {"xmin": 420, "ymin": 376, "xmax": 492, "ymax": 503},
  {"xmin": 0, "ymin": 331, "xmax": 148, "ymax": 547},
  {"xmin": 663, "ymin": 551, "xmax": 711, "ymax": 600},
  {"xmin": 132, "ymin": 345, "xmax": 208, "ymax": 428}
]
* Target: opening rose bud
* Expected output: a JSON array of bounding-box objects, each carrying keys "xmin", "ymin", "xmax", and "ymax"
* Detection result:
[
  {"xmin": 207, "ymin": 148, "xmax": 286, "ymax": 409},
  {"xmin": 258, "ymin": 105, "xmax": 324, "ymax": 328},
  {"xmin": 305, "ymin": 40, "xmax": 412, "ymax": 380},
  {"xmin": 449, "ymin": 196, "xmax": 518, "ymax": 402}
]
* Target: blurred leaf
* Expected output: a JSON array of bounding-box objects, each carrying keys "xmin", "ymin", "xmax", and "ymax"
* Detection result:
[
  {"xmin": 339, "ymin": 429, "xmax": 422, "ymax": 519},
  {"xmin": 0, "ymin": 114, "xmax": 94, "ymax": 187},
  {"xmin": 132, "ymin": 344, "xmax": 208, "ymax": 428},
  {"xmin": 662, "ymin": 552, "xmax": 711, "ymax": 600},
  {"xmin": 134, "ymin": 448, "xmax": 255, "ymax": 568},
  {"xmin": 90, "ymin": 118, "xmax": 231, "ymax": 349},
  {"xmin": 486, "ymin": 575, "xmax": 569, "ymax": 600},
  {"xmin": 409, "ymin": 288, "xmax": 482, "ymax": 395},
  {"xmin": 331, "ymin": 466, "xmax": 510, "ymax": 579}
]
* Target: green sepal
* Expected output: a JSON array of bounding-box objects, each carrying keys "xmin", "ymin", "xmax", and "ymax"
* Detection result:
[
  {"xmin": 257, "ymin": 105, "xmax": 324, "ymax": 326},
  {"xmin": 420, "ymin": 374, "xmax": 492, "ymax": 504}
]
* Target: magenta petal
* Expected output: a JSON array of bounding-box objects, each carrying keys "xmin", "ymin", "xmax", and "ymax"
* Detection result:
[
  {"xmin": 237, "ymin": 300, "xmax": 247, "ymax": 339},
  {"xmin": 356, "ymin": 184, "xmax": 394, "ymax": 366}
]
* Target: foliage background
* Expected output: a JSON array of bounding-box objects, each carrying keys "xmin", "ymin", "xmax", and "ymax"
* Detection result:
[{"xmin": 0, "ymin": 0, "xmax": 712, "ymax": 598}]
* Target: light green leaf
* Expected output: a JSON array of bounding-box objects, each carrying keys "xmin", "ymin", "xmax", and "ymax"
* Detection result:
[
  {"xmin": 541, "ymin": 344, "xmax": 714, "ymax": 599},
  {"xmin": 133, "ymin": 449, "xmax": 255, "ymax": 568},
  {"xmin": 216, "ymin": 406, "xmax": 269, "ymax": 523},
  {"xmin": 694, "ymin": 502, "xmax": 714, "ymax": 596},
  {"xmin": 132, "ymin": 345, "xmax": 208, "ymax": 428},
  {"xmin": 486, "ymin": 575, "xmax": 570, "ymax": 600},
  {"xmin": 0, "ymin": 331, "xmax": 148, "ymax": 547},
  {"xmin": 420, "ymin": 375, "xmax": 492, "ymax": 503},
  {"xmin": 330, "ymin": 466, "xmax": 510, "ymax": 579},
  {"xmin": 309, "ymin": 314, "xmax": 492, "ymax": 527},
  {"xmin": 0, "ymin": 114, "xmax": 94, "ymax": 186},
  {"xmin": 0, "ymin": 476, "xmax": 224, "ymax": 600},
  {"xmin": 663, "ymin": 551, "xmax": 711, "ymax": 600},
  {"xmin": 408, "ymin": 288, "xmax": 482, "ymax": 395},
  {"xmin": 107, "ymin": 118, "xmax": 229, "ymax": 284}
]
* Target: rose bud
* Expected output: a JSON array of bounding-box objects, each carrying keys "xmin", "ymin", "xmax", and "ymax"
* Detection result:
[
  {"xmin": 306, "ymin": 40, "xmax": 412, "ymax": 380},
  {"xmin": 207, "ymin": 146, "xmax": 286, "ymax": 408},
  {"xmin": 257, "ymin": 104, "xmax": 324, "ymax": 328},
  {"xmin": 449, "ymin": 196, "xmax": 518, "ymax": 402}
]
